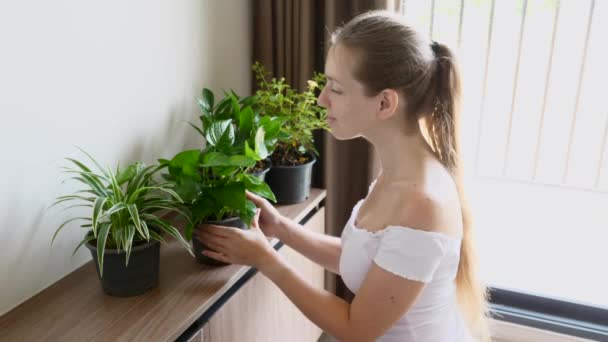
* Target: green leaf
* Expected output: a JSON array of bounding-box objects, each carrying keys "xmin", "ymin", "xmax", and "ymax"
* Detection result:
[
  {"xmin": 205, "ymin": 120, "xmax": 232, "ymax": 147},
  {"xmin": 238, "ymin": 106, "xmax": 254, "ymax": 139},
  {"xmin": 48, "ymin": 195, "xmax": 95, "ymax": 209},
  {"xmin": 228, "ymin": 155, "xmax": 256, "ymax": 167},
  {"xmin": 200, "ymin": 151, "xmax": 229, "ymax": 167},
  {"xmin": 214, "ymin": 96, "xmax": 233, "ymax": 119},
  {"xmin": 215, "ymin": 93, "xmax": 240, "ymax": 121},
  {"xmin": 75, "ymin": 147, "xmax": 109, "ymax": 177},
  {"xmin": 124, "ymin": 224, "xmax": 135, "ymax": 266},
  {"xmin": 127, "ymin": 203, "xmax": 147, "ymax": 240},
  {"xmin": 116, "ymin": 163, "xmax": 137, "ymax": 185},
  {"xmin": 142, "ymin": 214, "xmax": 193, "ymax": 256},
  {"xmin": 209, "ymin": 182, "xmax": 246, "ymax": 213},
  {"xmin": 79, "ymin": 173, "xmax": 108, "ymax": 197},
  {"xmin": 201, "ymin": 152, "xmax": 255, "ymax": 168},
  {"xmin": 244, "ymin": 141, "xmax": 260, "ymax": 161},
  {"xmin": 261, "ymin": 116, "xmax": 284, "ymax": 141},
  {"xmin": 126, "ymin": 164, "xmax": 162, "ymax": 195},
  {"xmin": 190, "ymin": 196, "xmax": 217, "ymax": 229},
  {"xmin": 243, "ymin": 173, "xmax": 276, "ymax": 202},
  {"xmin": 239, "ymin": 94, "xmax": 258, "ymax": 107},
  {"xmin": 239, "ymin": 200, "xmax": 257, "ymax": 226},
  {"xmin": 72, "ymin": 235, "xmax": 95, "ymax": 256},
  {"xmin": 200, "ymin": 115, "xmax": 213, "ymax": 134},
  {"xmin": 51, "ymin": 217, "xmax": 90, "ymax": 247},
  {"xmin": 65, "ymin": 158, "xmax": 92, "ymax": 173},
  {"xmin": 141, "ymin": 221, "xmax": 151, "ymax": 242},
  {"xmin": 188, "ymin": 121, "xmax": 205, "ymax": 138},
  {"xmin": 97, "ymin": 222, "xmax": 111, "ymax": 277},
  {"xmin": 254, "ymin": 127, "xmax": 269, "ymax": 160},
  {"xmin": 149, "ymin": 229, "xmax": 166, "ymax": 245},
  {"xmin": 185, "ymin": 221, "xmax": 195, "ymax": 242},
  {"xmin": 106, "ymin": 166, "xmax": 122, "ymax": 202},
  {"xmin": 230, "ymin": 94, "xmax": 240, "ymax": 115},
  {"xmin": 59, "ymin": 204, "xmax": 93, "ymax": 212},
  {"xmin": 127, "ymin": 186, "xmax": 182, "ymax": 205},
  {"xmin": 169, "ymin": 150, "xmax": 201, "ymax": 177},
  {"xmin": 202, "ymin": 88, "xmax": 214, "ymax": 111},
  {"xmin": 92, "ymin": 197, "xmax": 107, "ymax": 238},
  {"xmin": 99, "ymin": 203, "xmax": 127, "ymax": 220},
  {"xmin": 211, "ymin": 165, "xmax": 238, "ymax": 177}
]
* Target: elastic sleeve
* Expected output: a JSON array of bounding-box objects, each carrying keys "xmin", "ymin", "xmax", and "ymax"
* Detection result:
[{"xmin": 373, "ymin": 227, "xmax": 447, "ymax": 283}]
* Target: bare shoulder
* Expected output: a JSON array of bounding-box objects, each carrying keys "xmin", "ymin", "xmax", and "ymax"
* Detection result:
[{"xmin": 391, "ymin": 181, "xmax": 463, "ymax": 238}]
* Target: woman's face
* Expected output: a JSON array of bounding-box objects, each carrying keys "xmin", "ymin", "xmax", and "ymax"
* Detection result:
[{"xmin": 317, "ymin": 44, "xmax": 381, "ymax": 140}]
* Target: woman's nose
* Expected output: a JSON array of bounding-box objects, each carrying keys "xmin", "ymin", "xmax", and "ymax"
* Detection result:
[{"xmin": 317, "ymin": 87, "xmax": 329, "ymax": 108}]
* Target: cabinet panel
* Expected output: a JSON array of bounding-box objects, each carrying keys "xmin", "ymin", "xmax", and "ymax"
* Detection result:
[{"xmin": 205, "ymin": 208, "xmax": 325, "ymax": 342}]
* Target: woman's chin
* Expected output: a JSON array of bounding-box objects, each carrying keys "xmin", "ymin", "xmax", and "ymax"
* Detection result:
[{"xmin": 329, "ymin": 129, "xmax": 358, "ymax": 141}]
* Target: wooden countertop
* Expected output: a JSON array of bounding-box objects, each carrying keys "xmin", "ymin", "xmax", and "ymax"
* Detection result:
[{"xmin": 0, "ymin": 189, "xmax": 326, "ymax": 342}]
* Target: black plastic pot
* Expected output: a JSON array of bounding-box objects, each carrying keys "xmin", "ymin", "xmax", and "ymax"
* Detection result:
[
  {"xmin": 251, "ymin": 158, "xmax": 272, "ymax": 182},
  {"xmin": 192, "ymin": 216, "xmax": 248, "ymax": 266},
  {"xmin": 266, "ymin": 153, "xmax": 316, "ymax": 205},
  {"xmin": 85, "ymin": 233, "xmax": 160, "ymax": 297}
]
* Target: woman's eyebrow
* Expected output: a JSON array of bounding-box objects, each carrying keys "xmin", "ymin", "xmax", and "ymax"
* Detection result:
[{"xmin": 326, "ymin": 75, "xmax": 341, "ymax": 84}]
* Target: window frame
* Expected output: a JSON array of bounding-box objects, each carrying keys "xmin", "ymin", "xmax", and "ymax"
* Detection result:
[{"xmin": 489, "ymin": 287, "xmax": 608, "ymax": 340}]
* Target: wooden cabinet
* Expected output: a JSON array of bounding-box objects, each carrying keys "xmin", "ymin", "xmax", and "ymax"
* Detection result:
[
  {"xmin": 203, "ymin": 208, "xmax": 325, "ymax": 342},
  {"xmin": 186, "ymin": 329, "xmax": 204, "ymax": 342},
  {"xmin": 0, "ymin": 189, "xmax": 326, "ymax": 342}
]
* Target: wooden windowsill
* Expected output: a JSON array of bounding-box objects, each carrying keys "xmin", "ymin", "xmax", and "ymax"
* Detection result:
[{"xmin": 0, "ymin": 188, "xmax": 326, "ymax": 342}]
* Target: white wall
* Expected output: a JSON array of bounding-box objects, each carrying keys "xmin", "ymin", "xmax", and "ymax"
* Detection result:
[{"xmin": 0, "ymin": 0, "xmax": 252, "ymax": 315}]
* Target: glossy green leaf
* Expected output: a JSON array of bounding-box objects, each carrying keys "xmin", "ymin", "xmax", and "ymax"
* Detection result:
[
  {"xmin": 254, "ymin": 127, "xmax": 268, "ymax": 160},
  {"xmin": 205, "ymin": 120, "xmax": 232, "ymax": 147},
  {"xmin": 243, "ymin": 173, "xmax": 276, "ymax": 202},
  {"xmin": 202, "ymin": 88, "xmax": 214, "ymax": 111}
]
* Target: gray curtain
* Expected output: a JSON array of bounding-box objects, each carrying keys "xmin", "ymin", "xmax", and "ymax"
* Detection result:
[{"xmin": 253, "ymin": 0, "xmax": 400, "ymax": 299}]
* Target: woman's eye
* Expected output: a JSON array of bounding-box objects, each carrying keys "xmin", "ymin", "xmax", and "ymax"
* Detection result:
[{"xmin": 331, "ymin": 88, "xmax": 342, "ymax": 94}]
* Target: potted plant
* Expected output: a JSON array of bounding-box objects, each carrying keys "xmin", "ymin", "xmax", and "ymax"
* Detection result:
[
  {"xmin": 161, "ymin": 88, "xmax": 277, "ymax": 266},
  {"xmin": 50, "ymin": 149, "xmax": 192, "ymax": 297},
  {"xmin": 193, "ymin": 88, "xmax": 284, "ymax": 182},
  {"xmin": 252, "ymin": 62, "xmax": 330, "ymax": 204}
]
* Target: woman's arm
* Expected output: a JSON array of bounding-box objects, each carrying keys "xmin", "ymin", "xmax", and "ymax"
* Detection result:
[
  {"xmin": 277, "ymin": 216, "xmax": 342, "ymax": 274},
  {"xmin": 198, "ymin": 212, "xmax": 426, "ymax": 342},
  {"xmin": 258, "ymin": 251, "xmax": 425, "ymax": 342}
]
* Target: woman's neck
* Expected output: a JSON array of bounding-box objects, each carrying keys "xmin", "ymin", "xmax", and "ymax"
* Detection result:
[{"xmin": 365, "ymin": 122, "xmax": 436, "ymax": 184}]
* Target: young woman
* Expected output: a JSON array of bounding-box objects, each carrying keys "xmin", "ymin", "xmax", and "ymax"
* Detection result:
[{"xmin": 197, "ymin": 10, "xmax": 489, "ymax": 342}]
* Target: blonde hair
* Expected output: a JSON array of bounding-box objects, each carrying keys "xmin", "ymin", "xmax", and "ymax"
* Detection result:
[{"xmin": 331, "ymin": 10, "xmax": 490, "ymax": 340}]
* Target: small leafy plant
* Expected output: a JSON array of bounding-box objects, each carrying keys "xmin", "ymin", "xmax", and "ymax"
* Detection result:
[
  {"xmin": 252, "ymin": 61, "xmax": 330, "ymax": 166},
  {"xmin": 161, "ymin": 88, "xmax": 277, "ymax": 241},
  {"xmin": 51, "ymin": 149, "xmax": 192, "ymax": 276}
]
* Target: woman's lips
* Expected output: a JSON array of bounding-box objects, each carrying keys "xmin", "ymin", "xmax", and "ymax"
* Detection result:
[{"xmin": 327, "ymin": 116, "xmax": 336, "ymax": 123}]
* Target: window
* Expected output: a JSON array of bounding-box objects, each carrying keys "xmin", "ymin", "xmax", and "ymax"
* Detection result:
[{"xmin": 401, "ymin": 0, "xmax": 607, "ymax": 338}]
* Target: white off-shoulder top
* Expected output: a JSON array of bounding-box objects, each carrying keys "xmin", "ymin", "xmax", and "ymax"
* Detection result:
[{"xmin": 339, "ymin": 184, "xmax": 472, "ymax": 341}]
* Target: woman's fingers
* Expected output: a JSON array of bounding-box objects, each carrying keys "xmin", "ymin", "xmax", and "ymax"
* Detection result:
[
  {"xmin": 251, "ymin": 209, "xmax": 262, "ymax": 230},
  {"xmin": 197, "ymin": 232, "xmax": 228, "ymax": 252},
  {"xmin": 199, "ymin": 224, "xmax": 238, "ymax": 238},
  {"xmin": 246, "ymin": 191, "xmax": 265, "ymax": 206},
  {"xmin": 202, "ymin": 250, "xmax": 231, "ymax": 264}
]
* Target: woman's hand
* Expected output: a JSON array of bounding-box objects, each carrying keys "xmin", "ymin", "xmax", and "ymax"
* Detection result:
[
  {"xmin": 196, "ymin": 209, "xmax": 279, "ymax": 269},
  {"xmin": 246, "ymin": 191, "xmax": 288, "ymax": 240}
]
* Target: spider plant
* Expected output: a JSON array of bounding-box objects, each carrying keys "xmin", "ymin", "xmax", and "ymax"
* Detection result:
[{"xmin": 50, "ymin": 149, "xmax": 192, "ymax": 276}]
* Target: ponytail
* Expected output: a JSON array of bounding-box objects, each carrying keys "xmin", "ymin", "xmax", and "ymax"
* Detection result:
[{"xmin": 427, "ymin": 42, "xmax": 490, "ymax": 341}]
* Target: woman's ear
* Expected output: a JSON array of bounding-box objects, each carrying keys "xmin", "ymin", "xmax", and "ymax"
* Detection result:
[{"xmin": 376, "ymin": 89, "xmax": 400, "ymax": 120}]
